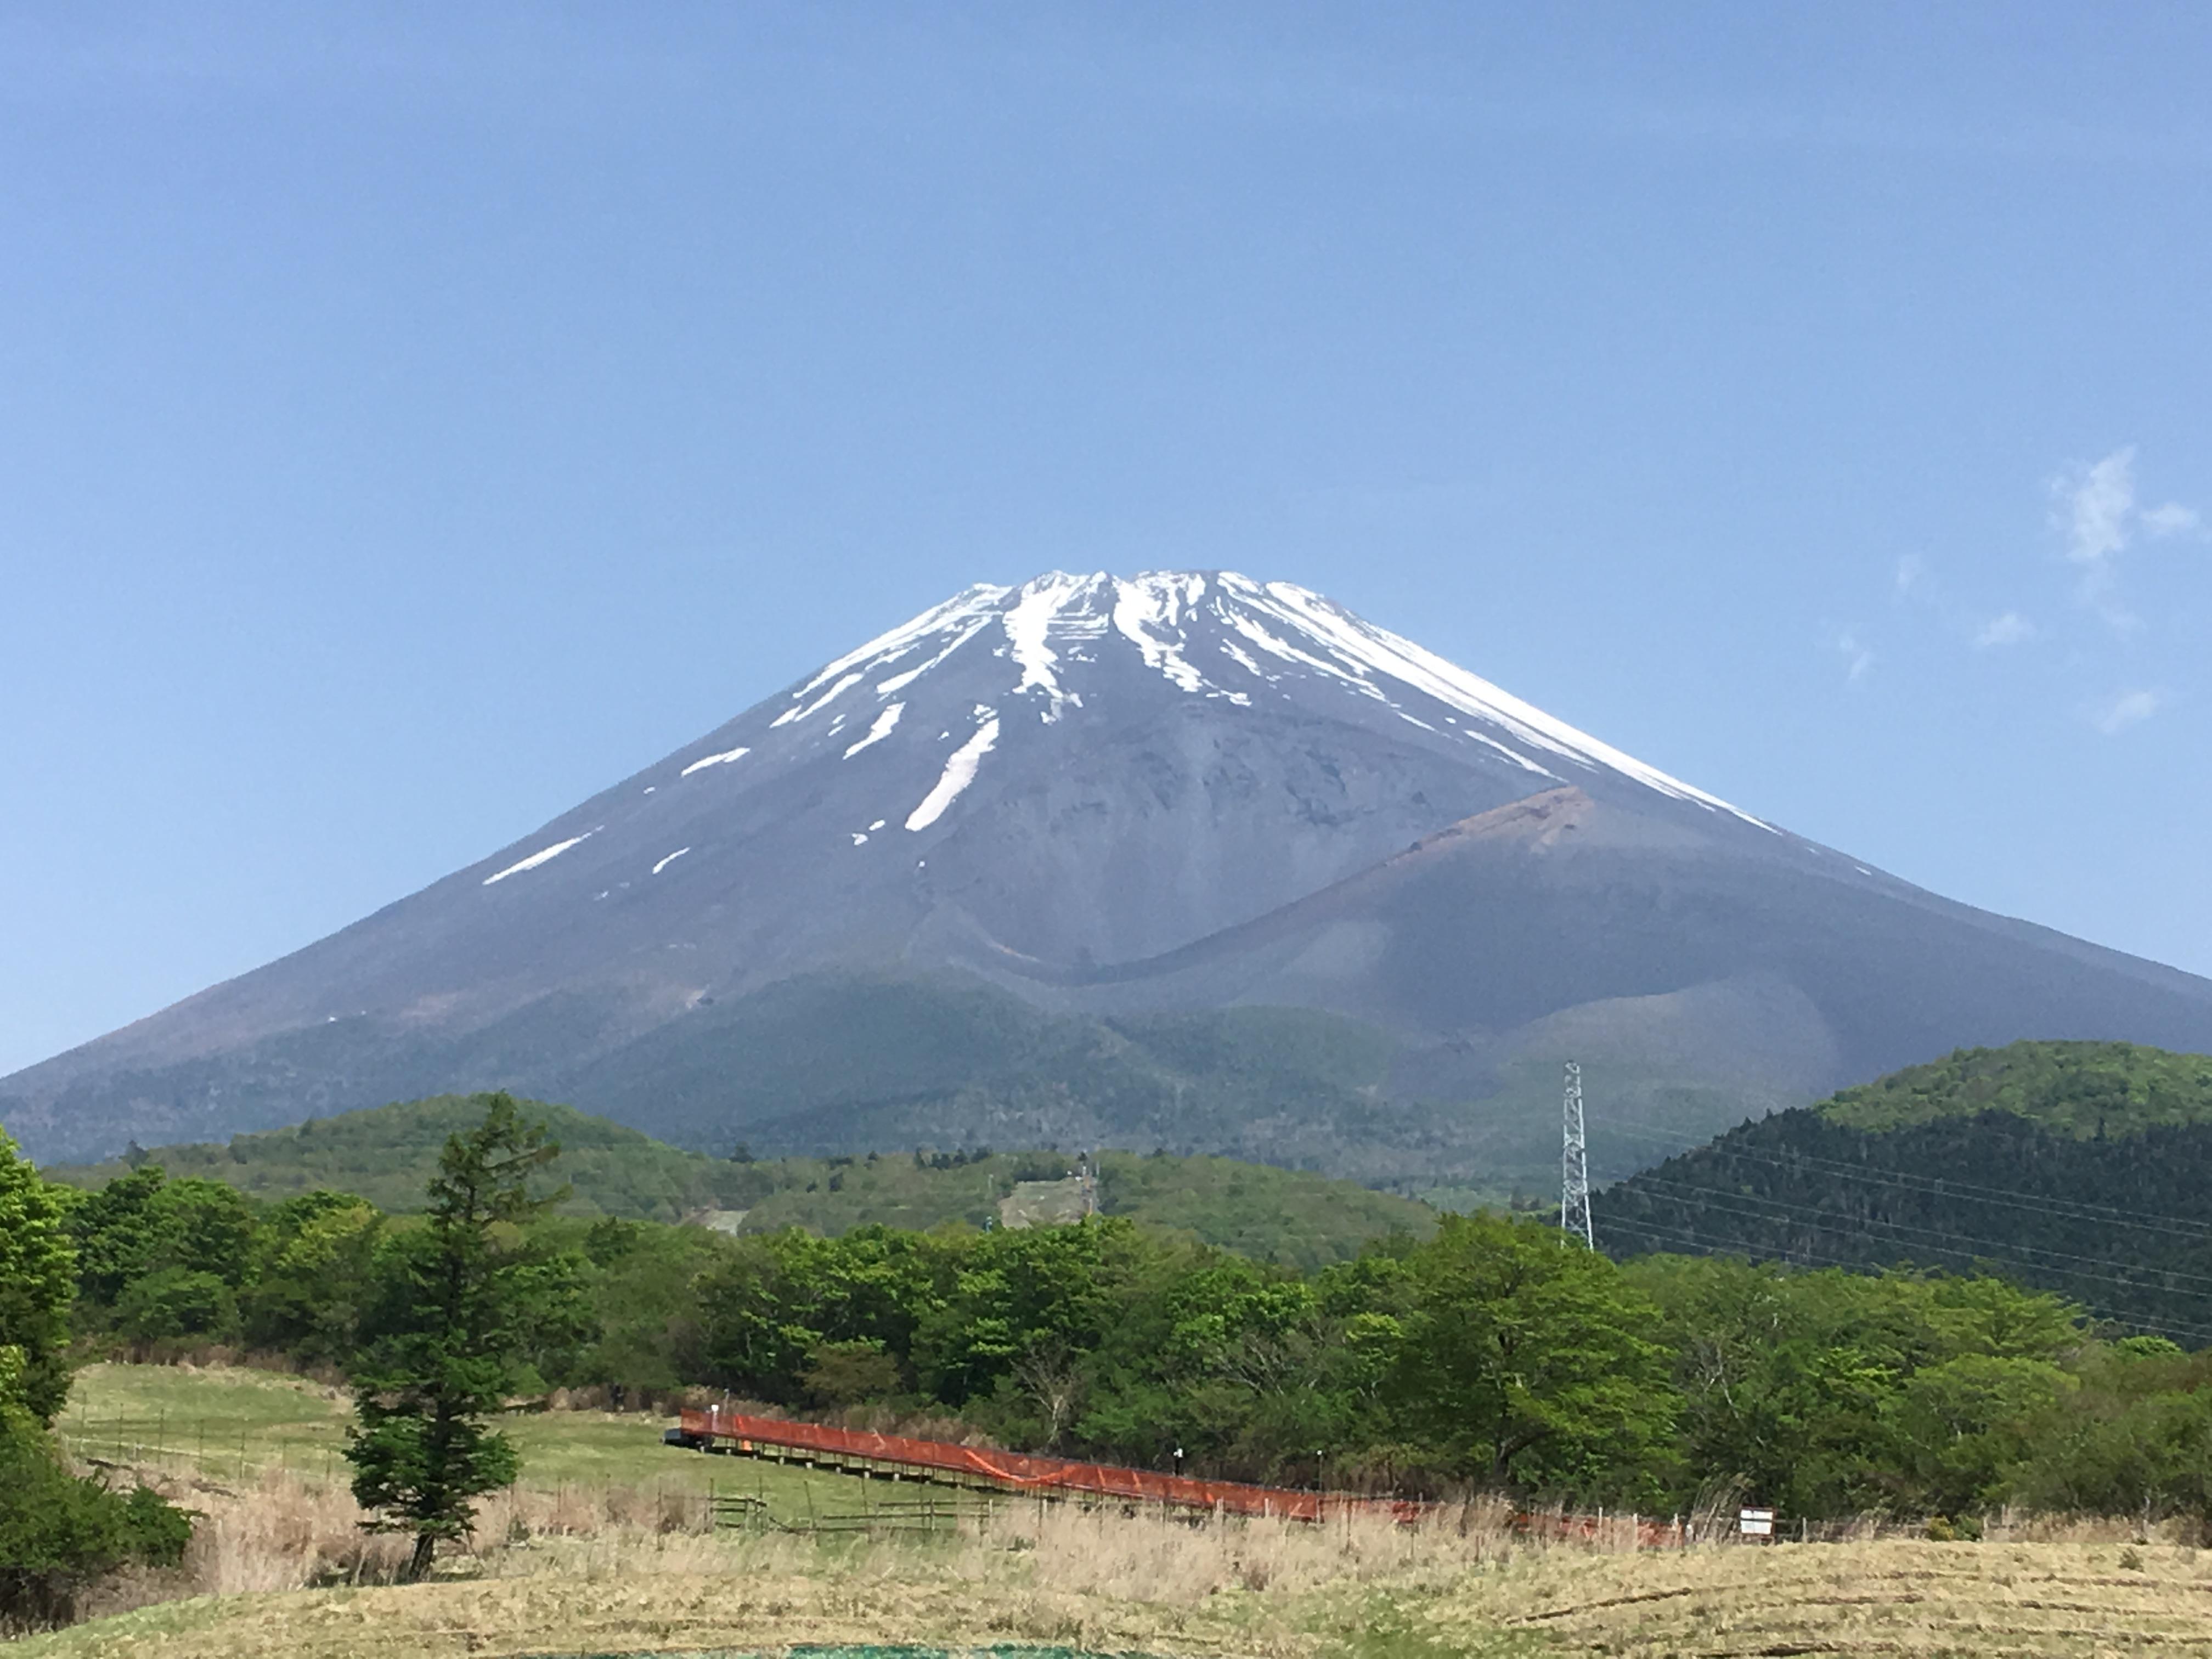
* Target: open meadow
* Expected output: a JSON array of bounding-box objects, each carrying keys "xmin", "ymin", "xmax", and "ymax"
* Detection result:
[
  {"xmin": 20, "ymin": 1364, "xmax": 2212, "ymax": 1658},
  {"xmin": 57, "ymin": 1362, "xmax": 972, "ymax": 1522}
]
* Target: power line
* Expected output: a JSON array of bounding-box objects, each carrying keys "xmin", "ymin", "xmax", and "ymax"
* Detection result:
[
  {"xmin": 1601, "ymin": 1116, "xmax": 2212, "ymax": 1237},
  {"xmin": 1608, "ymin": 1213, "xmax": 2212, "ymax": 1346},
  {"xmin": 1620, "ymin": 1173, "xmax": 2212, "ymax": 1296},
  {"xmin": 1598, "ymin": 1119, "xmax": 2212, "ymax": 1243},
  {"xmin": 1603, "ymin": 1143, "xmax": 2212, "ymax": 1342},
  {"xmin": 1600, "ymin": 1212, "xmax": 2212, "ymax": 1347},
  {"xmin": 1609, "ymin": 1191, "xmax": 2212, "ymax": 1344}
]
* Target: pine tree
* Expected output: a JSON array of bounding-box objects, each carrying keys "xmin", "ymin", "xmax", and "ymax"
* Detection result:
[{"xmin": 343, "ymin": 1093, "xmax": 583, "ymax": 1579}]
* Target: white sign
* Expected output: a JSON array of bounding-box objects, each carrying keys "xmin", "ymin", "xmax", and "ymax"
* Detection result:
[{"xmin": 1739, "ymin": 1506, "xmax": 1775, "ymax": 1537}]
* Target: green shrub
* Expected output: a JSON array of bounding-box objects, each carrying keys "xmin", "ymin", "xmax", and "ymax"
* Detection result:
[{"xmin": 0, "ymin": 1410, "xmax": 192, "ymax": 1628}]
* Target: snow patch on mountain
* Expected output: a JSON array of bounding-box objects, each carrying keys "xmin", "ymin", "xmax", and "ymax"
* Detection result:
[
  {"xmin": 1003, "ymin": 573, "xmax": 1092, "ymax": 723},
  {"xmin": 681, "ymin": 746, "xmax": 751, "ymax": 777},
  {"xmin": 878, "ymin": 618, "xmax": 994, "ymax": 696},
  {"xmin": 843, "ymin": 703, "xmax": 905, "ymax": 758},
  {"xmin": 795, "ymin": 583, "xmax": 1009, "ymax": 700},
  {"xmin": 1219, "ymin": 602, "xmax": 1391, "ymax": 704},
  {"xmin": 1218, "ymin": 639, "xmax": 1275, "ymax": 682},
  {"xmin": 483, "ymin": 834, "xmax": 591, "ymax": 885},
  {"xmin": 906, "ymin": 712, "xmax": 1001, "ymax": 831},
  {"xmin": 772, "ymin": 671, "xmax": 864, "ymax": 729},
  {"xmin": 1114, "ymin": 573, "xmax": 1217, "ymax": 695}
]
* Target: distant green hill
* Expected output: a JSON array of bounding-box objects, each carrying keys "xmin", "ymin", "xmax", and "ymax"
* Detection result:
[
  {"xmin": 1593, "ymin": 1040, "xmax": 2212, "ymax": 1341},
  {"xmin": 46, "ymin": 1093, "xmax": 1434, "ymax": 1269},
  {"xmin": 47, "ymin": 1096, "xmax": 746, "ymax": 1220},
  {"xmin": 1818, "ymin": 1040, "xmax": 2212, "ymax": 1137}
]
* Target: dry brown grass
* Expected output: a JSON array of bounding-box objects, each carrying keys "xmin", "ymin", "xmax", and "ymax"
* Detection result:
[
  {"xmin": 74, "ymin": 1465, "xmax": 727, "ymax": 1612},
  {"xmin": 22, "ymin": 1471, "xmax": 2212, "ymax": 1659},
  {"xmin": 1425, "ymin": 1535, "xmax": 2212, "ymax": 1655}
]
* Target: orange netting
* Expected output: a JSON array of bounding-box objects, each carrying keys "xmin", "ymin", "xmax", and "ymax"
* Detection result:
[
  {"xmin": 676, "ymin": 1407, "xmax": 1686, "ymax": 1544},
  {"xmin": 678, "ymin": 1406, "xmax": 1419, "ymax": 1522}
]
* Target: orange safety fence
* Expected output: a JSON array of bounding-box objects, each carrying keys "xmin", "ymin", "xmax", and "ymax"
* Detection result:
[{"xmin": 677, "ymin": 1405, "xmax": 1422, "ymax": 1523}]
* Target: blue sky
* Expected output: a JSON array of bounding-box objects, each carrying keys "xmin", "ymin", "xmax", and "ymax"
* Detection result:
[{"xmin": 4, "ymin": 4, "xmax": 2209, "ymax": 1078}]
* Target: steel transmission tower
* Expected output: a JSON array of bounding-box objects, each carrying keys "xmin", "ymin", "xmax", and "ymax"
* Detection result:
[{"xmin": 1560, "ymin": 1062, "xmax": 1593, "ymax": 1248}]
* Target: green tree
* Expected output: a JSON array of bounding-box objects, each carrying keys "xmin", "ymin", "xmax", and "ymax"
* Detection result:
[
  {"xmin": 145, "ymin": 1178, "xmax": 258, "ymax": 1286},
  {"xmin": 1625, "ymin": 1254, "xmax": 2086, "ymax": 1517},
  {"xmin": 239, "ymin": 1191, "xmax": 385, "ymax": 1364},
  {"xmin": 0, "ymin": 1132, "xmax": 76, "ymax": 1424},
  {"xmin": 2005, "ymin": 1342, "xmax": 2212, "ymax": 1533},
  {"xmin": 66, "ymin": 1164, "xmax": 168, "ymax": 1311},
  {"xmin": 691, "ymin": 1234, "xmax": 826, "ymax": 1402},
  {"xmin": 65, "ymin": 1166, "xmax": 260, "ymax": 1329},
  {"xmin": 913, "ymin": 1222, "xmax": 1119, "ymax": 1406},
  {"xmin": 562, "ymin": 1215, "xmax": 726, "ymax": 1400},
  {"xmin": 113, "ymin": 1267, "xmax": 240, "ymax": 1345},
  {"xmin": 0, "ymin": 1135, "xmax": 194, "ymax": 1628},
  {"xmin": 343, "ymin": 1093, "xmax": 586, "ymax": 1579},
  {"xmin": 693, "ymin": 1225, "xmax": 943, "ymax": 1404},
  {"xmin": 1881, "ymin": 1353, "xmax": 2074, "ymax": 1517},
  {"xmin": 1091, "ymin": 1253, "xmax": 1395, "ymax": 1482},
  {"xmin": 800, "ymin": 1339, "xmax": 904, "ymax": 1408},
  {"xmin": 1389, "ymin": 1214, "xmax": 1675, "ymax": 1501}
]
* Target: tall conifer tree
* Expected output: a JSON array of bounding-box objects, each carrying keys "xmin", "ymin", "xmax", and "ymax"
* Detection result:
[{"xmin": 344, "ymin": 1093, "xmax": 580, "ymax": 1579}]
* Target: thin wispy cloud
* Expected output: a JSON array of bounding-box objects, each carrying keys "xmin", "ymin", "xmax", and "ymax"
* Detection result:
[
  {"xmin": 2051, "ymin": 447, "xmax": 2203, "ymax": 631},
  {"xmin": 2094, "ymin": 689, "xmax": 2160, "ymax": 735},
  {"xmin": 1870, "ymin": 448, "xmax": 2194, "ymax": 692},
  {"xmin": 1883, "ymin": 556, "xmax": 2041, "ymax": 657},
  {"xmin": 1974, "ymin": 611, "xmax": 2037, "ymax": 649},
  {"xmin": 1833, "ymin": 629, "xmax": 1873, "ymax": 682},
  {"xmin": 2060, "ymin": 448, "xmax": 2136, "ymax": 569},
  {"xmin": 2143, "ymin": 501, "xmax": 2204, "ymax": 539}
]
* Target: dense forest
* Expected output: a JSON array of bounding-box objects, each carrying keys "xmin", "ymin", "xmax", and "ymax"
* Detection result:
[
  {"xmin": 19, "ymin": 1094, "xmax": 2212, "ymax": 1536},
  {"xmin": 1593, "ymin": 1041, "xmax": 2212, "ymax": 1339}
]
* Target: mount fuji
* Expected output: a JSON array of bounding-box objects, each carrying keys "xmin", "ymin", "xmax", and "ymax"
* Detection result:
[{"xmin": 10, "ymin": 571, "xmax": 2212, "ymax": 1182}]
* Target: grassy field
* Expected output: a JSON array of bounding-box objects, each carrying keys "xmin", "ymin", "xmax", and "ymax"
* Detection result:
[
  {"xmin": 59, "ymin": 1362, "xmax": 980, "ymax": 1521},
  {"xmin": 32, "ymin": 1364, "xmax": 2212, "ymax": 1658}
]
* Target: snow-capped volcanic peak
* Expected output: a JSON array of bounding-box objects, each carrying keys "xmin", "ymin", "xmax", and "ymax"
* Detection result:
[
  {"xmin": 753, "ymin": 571, "xmax": 1766, "ymax": 829},
  {"xmin": 26, "ymin": 563, "xmax": 2212, "ymax": 1181}
]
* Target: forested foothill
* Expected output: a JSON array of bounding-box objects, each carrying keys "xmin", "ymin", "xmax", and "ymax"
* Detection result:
[
  {"xmin": 10, "ymin": 1066, "xmax": 2212, "ymax": 1598},
  {"xmin": 1594, "ymin": 1040, "xmax": 2212, "ymax": 1338},
  {"xmin": 45, "ymin": 1092, "xmax": 1435, "ymax": 1271}
]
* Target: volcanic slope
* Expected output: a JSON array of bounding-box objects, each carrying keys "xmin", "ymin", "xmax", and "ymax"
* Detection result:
[{"xmin": 9, "ymin": 571, "xmax": 2212, "ymax": 1180}]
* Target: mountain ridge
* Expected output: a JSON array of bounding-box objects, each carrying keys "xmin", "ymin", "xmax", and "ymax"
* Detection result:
[{"xmin": 10, "ymin": 570, "xmax": 2212, "ymax": 1176}]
